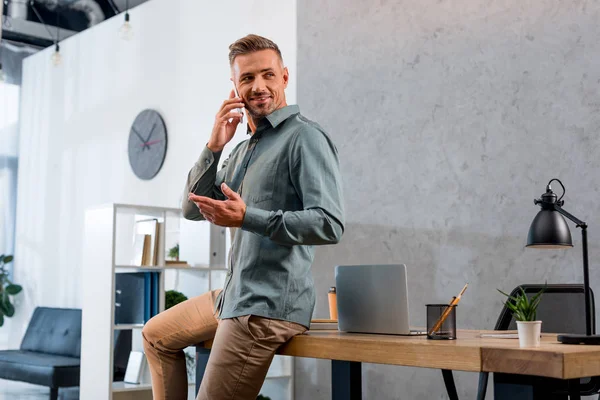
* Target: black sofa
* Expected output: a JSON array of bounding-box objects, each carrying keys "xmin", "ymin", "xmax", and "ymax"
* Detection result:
[{"xmin": 0, "ymin": 307, "xmax": 81, "ymax": 400}]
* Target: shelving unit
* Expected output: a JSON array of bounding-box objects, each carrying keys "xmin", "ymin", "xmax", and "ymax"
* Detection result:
[
  {"xmin": 80, "ymin": 203, "xmax": 294, "ymax": 400},
  {"xmin": 113, "ymin": 324, "xmax": 145, "ymax": 330},
  {"xmin": 112, "ymin": 382, "xmax": 153, "ymax": 393}
]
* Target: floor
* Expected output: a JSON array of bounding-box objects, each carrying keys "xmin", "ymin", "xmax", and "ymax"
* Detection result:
[{"xmin": 0, "ymin": 381, "xmax": 79, "ymax": 400}]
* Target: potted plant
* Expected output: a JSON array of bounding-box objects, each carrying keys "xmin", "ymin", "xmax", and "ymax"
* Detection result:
[
  {"xmin": 167, "ymin": 243, "xmax": 179, "ymax": 261},
  {"xmin": 0, "ymin": 254, "xmax": 23, "ymax": 327},
  {"xmin": 498, "ymin": 286, "xmax": 545, "ymax": 347},
  {"xmin": 165, "ymin": 290, "xmax": 187, "ymax": 310}
]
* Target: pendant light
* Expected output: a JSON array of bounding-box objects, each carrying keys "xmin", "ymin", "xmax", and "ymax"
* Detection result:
[{"xmin": 119, "ymin": 0, "xmax": 133, "ymax": 40}]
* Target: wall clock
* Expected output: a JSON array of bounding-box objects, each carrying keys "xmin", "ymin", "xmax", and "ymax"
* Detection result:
[{"xmin": 128, "ymin": 109, "xmax": 168, "ymax": 180}]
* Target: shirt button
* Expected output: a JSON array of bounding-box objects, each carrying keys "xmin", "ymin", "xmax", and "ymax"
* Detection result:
[{"xmin": 205, "ymin": 159, "xmax": 211, "ymax": 165}]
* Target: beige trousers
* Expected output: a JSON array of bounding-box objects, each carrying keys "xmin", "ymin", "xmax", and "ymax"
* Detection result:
[{"xmin": 141, "ymin": 289, "xmax": 306, "ymax": 400}]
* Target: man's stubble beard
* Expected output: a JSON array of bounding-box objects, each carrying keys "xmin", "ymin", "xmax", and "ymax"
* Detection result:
[{"xmin": 246, "ymin": 101, "xmax": 277, "ymax": 119}]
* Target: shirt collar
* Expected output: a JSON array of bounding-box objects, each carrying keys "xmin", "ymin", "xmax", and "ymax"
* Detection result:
[
  {"xmin": 266, "ymin": 105, "xmax": 300, "ymax": 128},
  {"xmin": 246, "ymin": 105, "xmax": 300, "ymax": 135}
]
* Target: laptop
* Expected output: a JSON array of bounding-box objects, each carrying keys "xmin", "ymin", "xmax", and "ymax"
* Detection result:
[{"xmin": 335, "ymin": 264, "xmax": 426, "ymax": 335}]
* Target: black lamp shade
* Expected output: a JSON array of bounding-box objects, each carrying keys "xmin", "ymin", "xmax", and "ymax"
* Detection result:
[{"xmin": 526, "ymin": 209, "xmax": 573, "ymax": 248}]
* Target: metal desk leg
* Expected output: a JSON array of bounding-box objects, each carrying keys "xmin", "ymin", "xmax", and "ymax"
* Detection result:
[
  {"xmin": 332, "ymin": 360, "xmax": 361, "ymax": 400},
  {"xmin": 195, "ymin": 347, "xmax": 211, "ymax": 396},
  {"xmin": 568, "ymin": 378, "xmax": 581, "ymax": 400},
  {"xmin": 441, "ymin": 369, "xmax": 459, "ymax": 400}
]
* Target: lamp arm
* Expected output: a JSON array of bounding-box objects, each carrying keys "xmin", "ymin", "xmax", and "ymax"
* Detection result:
[
  {"xmin": 552, "ymin": 205, "xmax": 587, "ymax": 228},
  {"xmin": 554, "ymin": 205, "xmax": 593, "ymax": 335}
]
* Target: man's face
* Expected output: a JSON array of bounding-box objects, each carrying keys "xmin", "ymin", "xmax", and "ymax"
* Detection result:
[{"xmin": 232, "ymin": 49, "xmax": 289, "ymax": 119}]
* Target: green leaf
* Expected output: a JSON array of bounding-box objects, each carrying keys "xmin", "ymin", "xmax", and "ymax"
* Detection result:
[
  {"xmin": 498, "ymin": 286, "xmax": 545, "ymax": 322},
  {"xmin": 3, "ymin": 255, "xmax": 13, "ymax": 264},
  {"xmin": 0, "ymin": 293, "xmax": 13, "ymax": 316},
  {"xmin": 0, "ymin": 313, "xmax": 4, "ymax": 327},
  {"xmin": 531, "ymin": 296, "xmax": 543, "ymax": 311},
  {"xmin": 504, "ymin": 302, "xmax": 518, "ymax": 313},
  {"xmin": 5, "ymin": 284, "xmax": 21, "ymax": 295},
  {"xmin": 2, "ymin": 300, "xmax": 14, "ymax": 317}
]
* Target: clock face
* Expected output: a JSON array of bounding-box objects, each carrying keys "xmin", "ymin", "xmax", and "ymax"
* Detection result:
[{"xmin": 128, "ymin": 109, "xmax": 168, "ymax": 180}]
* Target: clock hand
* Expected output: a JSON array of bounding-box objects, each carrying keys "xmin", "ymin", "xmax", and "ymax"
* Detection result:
[
  {"xmin": 132, "ymin": 127, "xmax": 150, "ymax": 150},
  {"xmin": 144, "ymin": 123, "xmax": 157, "ymax": 143},
  {"xmin": 140, "ymin": 139, "xmax": 163, "ymax": 147}
]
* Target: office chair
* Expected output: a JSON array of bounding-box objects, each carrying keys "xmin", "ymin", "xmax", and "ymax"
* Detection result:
[{"xmin": 441, "ymin": 284, "xmax": 600, "ymax": 400}]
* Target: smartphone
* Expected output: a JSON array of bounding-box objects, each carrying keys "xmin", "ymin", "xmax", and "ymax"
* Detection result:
[{"xmin": 232, "ymin": 83, "xmax": 244, "ymax": 124}]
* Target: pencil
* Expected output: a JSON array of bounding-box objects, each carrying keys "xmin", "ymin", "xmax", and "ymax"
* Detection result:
[{"xmin": 429, "ymin": 283, "xmax": 468, "ymax": 336}]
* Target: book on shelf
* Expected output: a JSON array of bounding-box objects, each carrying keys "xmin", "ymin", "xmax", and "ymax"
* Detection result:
[
  {"xmin": 134, "ymin": 219, "xmax": 158, "ymax": 266},
  {"xmin": 114, "ymin": 273, "xmax": 145, "ymax": 325},
  {"xmin": 154, "ymin": 222, "xmax": 163, "ymax": 266},
  {"xmin": 151, "ymin": 272, "xmax": 159, "ymax": 317},
  {"xmin": 123, "ymin": 351, "xmax": 146, "ymax": 384},
  {"xmin": 131, "ymin": 234, "xmax": 153, "ymax": 266},
  {"xmin": 142, "ymin": 235, "xmax": 152, "ymax": 266},
  {"xmin": 131, "ymin": 234, "xmax": 150, "ymax": 266},
  {"xmin": 142, "ymin": 271, "xmax": 160, "ymax": 322},
  {"xmin": 143, "ymin": 273, "xmax": 151, "ymax": 322}
]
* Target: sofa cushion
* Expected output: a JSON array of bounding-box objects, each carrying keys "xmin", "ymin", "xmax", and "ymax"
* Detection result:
[
  {"xmin": 20, "ymin": 307, "xmax": 82, "ymax": 358},
  {"xmin": 0, "ymin": 350, "xmax": 80, "ymax": 387}
]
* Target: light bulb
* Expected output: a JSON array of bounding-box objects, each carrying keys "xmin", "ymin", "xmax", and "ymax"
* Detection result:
[
  {"xmin": 119, "ymin": 13, "xmax": 133, "ymax": 40},
  {"xmin": 51, "ymin": 44, "xmax": 62, "ymax": 66}
]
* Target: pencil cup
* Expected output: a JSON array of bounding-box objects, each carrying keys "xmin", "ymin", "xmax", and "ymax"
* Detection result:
[{"xmin": 426, "ymin": 304, "xmax": 457, "ymax": 340}]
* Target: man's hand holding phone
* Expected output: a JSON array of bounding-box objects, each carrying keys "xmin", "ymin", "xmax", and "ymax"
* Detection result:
[{"xmin": 207, "ymin": 89, "xmax": 245, "ymax": 152}]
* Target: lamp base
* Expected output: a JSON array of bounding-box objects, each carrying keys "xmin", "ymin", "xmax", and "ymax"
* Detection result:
[{"xmin": 557, "ymin": 334, "xmax": 600, "ymax": 345}]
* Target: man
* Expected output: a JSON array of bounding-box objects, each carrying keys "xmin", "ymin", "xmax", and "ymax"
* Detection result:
[{"xmin": 142, "ymin": 34, "xmax": 344, "ymax": 400}]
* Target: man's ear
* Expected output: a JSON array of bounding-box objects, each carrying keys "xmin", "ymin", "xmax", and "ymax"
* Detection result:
[{"xmin": 283, "ymin": 67, "xmax": 289, "ymax": 89}]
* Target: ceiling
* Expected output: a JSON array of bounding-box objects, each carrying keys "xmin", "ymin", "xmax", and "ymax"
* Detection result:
[{"xmin": 1, "ymin": 0, "xmax": 149, "ymax": 49}]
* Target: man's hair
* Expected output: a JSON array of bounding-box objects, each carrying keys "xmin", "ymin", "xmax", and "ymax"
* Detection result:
[{"xmin": 228, "ymin": 34, "xmax": 283, "ymax": 67}]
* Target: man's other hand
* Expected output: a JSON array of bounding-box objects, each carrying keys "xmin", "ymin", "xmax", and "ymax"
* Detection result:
[{"xmin": 188, "ymin": 183, "xmax": 247, "ymax": 227}]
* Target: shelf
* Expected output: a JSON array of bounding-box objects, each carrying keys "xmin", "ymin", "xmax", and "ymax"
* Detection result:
[
  {"xmin": 112, "ymin": 203, "xmax": 181, "ymax": 214},
  {"xmin": 265, "ymin": 375, "xmax": 292, "ymax": 380},
  {"xmin": 115, "ymin": 265, "xmax": 228, "ymax": 272},
  {"xmin": 112, "ymin": 381, "xmax": 153, "ymax": 392},
  {"xmin": 114, "ymin": 324, "xmax": 144, "ymax": 330}
]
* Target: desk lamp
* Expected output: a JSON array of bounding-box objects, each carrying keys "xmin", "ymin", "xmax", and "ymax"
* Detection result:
[{"xmin": 526, "ymin": 178, "xmax": 599, "ymax": 344}]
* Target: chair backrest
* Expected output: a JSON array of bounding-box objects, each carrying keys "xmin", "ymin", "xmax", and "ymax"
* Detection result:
[
  {"xmin": 495, "ymin": 284, "xmax": 595, "ymax": 334},
  {"xmin": 20, "ymin": 307, "xmax": 82, "ymax": 358},
  {"xmin": 494, "ymin": 284, "xmax": 600, "ymax": 395}
]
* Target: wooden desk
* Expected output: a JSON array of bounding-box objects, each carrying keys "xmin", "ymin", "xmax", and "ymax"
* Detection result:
[{"xmin": 196, "ymin": 330, "xmax": 600, "ymax": 399}]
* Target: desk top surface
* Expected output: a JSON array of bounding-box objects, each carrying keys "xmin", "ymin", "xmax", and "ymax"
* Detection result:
[{"xmin": 201, "ymin": 329, "xmax": 600, "ymax": 379}]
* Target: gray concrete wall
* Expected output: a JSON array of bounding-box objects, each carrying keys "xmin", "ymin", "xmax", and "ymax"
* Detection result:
[{"xmin": 296, "ymin": 1, "xmax": 600, "ymax": 399}]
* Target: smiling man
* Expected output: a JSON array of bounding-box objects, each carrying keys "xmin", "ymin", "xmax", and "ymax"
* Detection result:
[{"xmin": 142, "ymin": 34, "xmax": 344, "ymax": 400}]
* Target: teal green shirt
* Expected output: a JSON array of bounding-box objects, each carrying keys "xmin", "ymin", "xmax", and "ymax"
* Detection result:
[{"xmin": 182, "ymin": 105, "xmax": 345, "ymax": 328}]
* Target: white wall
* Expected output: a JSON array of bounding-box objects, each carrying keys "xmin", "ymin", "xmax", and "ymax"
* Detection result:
[
  {"xmin": 0, "ymin": 83, "xmax": 20, "ymax": 349},
  {"xmin": 0, "ymin": 83, "xmax": 20, "ymax": 255},
  {"xmin": 296, "ymin": 1, "xmax": 600, "ymax": 399},
  {"xmin": 6, "ymin": 0, "xmax": 297, "ymax": 347}
]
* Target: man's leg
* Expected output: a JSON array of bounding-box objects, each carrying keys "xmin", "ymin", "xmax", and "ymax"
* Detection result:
[
  {"xmin": 142, "ymin": 289, "xmax": 222, "ymax": 400},
  {"xmin": 197, "ymin": 315, "xmax": 306, "ymax": 400}
]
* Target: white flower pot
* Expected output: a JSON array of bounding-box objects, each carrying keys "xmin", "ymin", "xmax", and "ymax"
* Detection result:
[{"xmin": 516, "ymin": 321, "xmax": 542, "ymax": 348}]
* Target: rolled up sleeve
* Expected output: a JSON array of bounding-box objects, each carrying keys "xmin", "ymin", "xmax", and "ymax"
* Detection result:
[{"xmin": 241, "ymin": 126, "xmax": 345, "ymax": 245}]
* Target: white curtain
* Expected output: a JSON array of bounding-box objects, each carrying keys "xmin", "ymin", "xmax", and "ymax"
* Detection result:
[{"xmin": 0, "ymin": 83, "xmax": 20, "ymax": 260}]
